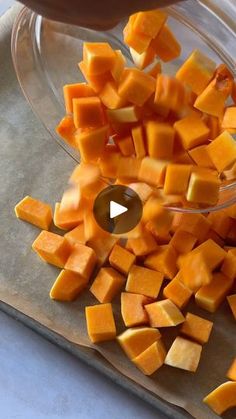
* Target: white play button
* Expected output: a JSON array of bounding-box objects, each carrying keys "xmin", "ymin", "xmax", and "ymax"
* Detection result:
[{"xmin": 110, "ymin": 200, "xmax": 128, "ymax": 219}]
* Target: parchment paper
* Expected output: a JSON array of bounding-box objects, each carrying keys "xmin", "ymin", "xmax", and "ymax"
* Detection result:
[{"xmin": 0, "ymin": 5, "xmax": 235, "ymax": 419}]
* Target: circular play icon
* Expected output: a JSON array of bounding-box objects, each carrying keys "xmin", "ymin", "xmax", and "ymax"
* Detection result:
[{"xmin": 93, "ymin": 185, "xmax": 143, "ymax": 235}]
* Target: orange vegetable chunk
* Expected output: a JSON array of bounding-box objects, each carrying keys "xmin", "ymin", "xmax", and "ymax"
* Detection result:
[
  {"xmin": 180, "ymin": 312, "xmax": 213, "ymax": 344},
  {"xmin": 85, "ymin": 303, "xmax": 116, "ymax": 343},
  {"xmin": 56, "ymin": 115, "xmax": 77, "ymax": 147},
  {"xmin": 32, "ymin": 230, "xmax": 71, "ymax": 268},
  {"xmin": 144, "ymin": 245, "xmax": 178, "ymax": 280},
  {"xmin": 87, "ymin": 236, "xmax": 118, "ymax": 267},
  {"xmin": 186, "ymin": 170, "xmax": 220, "ymax": 206},
  {"xmin": 180, "ymin": 239, "xmax": 226, "ymax": 271},
  {"xmin": 154, "ymin": 74, "xmax": 187, "ymax": 114},
  {"xmin": 73, "ymin": 96, "xmax": 104, "ymax": 129},
  {"xmin": 138, "ymin": 157, "xmax": 168, "ymax": 187},
  {"xmin": 54, "ymin": 202, "xmax": 84, "ymax": 231},
  {"xmin": 15, "ymin": 195, "xmax": 52, "ymax": 230},
  {"xmin": 143, "ymin": 199, "xmax": 173, "ymax": 236},
  {"xmin": 109, "ymin": 244, "xmax": 136, "ymax": 275},
  {"xmin": 114, "ymin": 135, "xmax": 135, "ymax": 156},
  {"xmin": 174, "ymin": 115, "xmax": 210, "ymax": 150},
  {"xmin": 148, "ymin": 61, "xmax": 162, "ymax": 78},
  {"xmin": 163, "ymin": 276, "xmax": 192, "ymax": 309},
  {"xmin": 165, "ymin": 336, "xmax": 202, "ymax": 372},
  {"xmin": 164, "ymin": 164, "xmax": 192, "ymax": 195},
  {"xmin": 117, "ymin": 157, "xmax": 141, "ymax": 180},
  {"xmin": 121, "ymin": 292, "xmax": 152, "ymax": 327},
  {"xmin": 145, "ymin": 299, "xmax": 185, "ymax": 327},
  {"xmin": 63, "ymin": 83, "xmax": 95, "ymax": 113},
  {"xmin": 208, "ymin": 210, "xmax": 233, "ymax": 239},
  {"xmin": 170, "ymin": 229, "xmax": 197, "ymax": 254},
  {"xmin": 64, "ymin": 224, "xmax": 86, "ymax": 246},
  {"xmin": 222, "ymin": 107, "xmax": 236, "ymax": 129},
  {"xmin": 227, "ymin": 294, "xmax": 236, "ymax": 319},
  {"xmin": 195, "ymin": 272, "xmax": 234, "ymax": 313},
  {"xmin": 65, "ymin": 243, "xmax": 97, "ymax": 280},
  {"xmin": 132, "ymin": 10, "xmax": 167, "ymax": 39},
  {"xmin": 128, "ymin": 182, "xmax": 153, "ymax": 203},
  {"xmin": 151, "ymin": 24, "xmax": 181, "ymax": 62},
  {"xmin": 194, "ymin": 76, "xmax": 232, "ymax": 118},
  {"xmin": 50, "ymin": 269, "xmax": 87, "ymax": 301},
  {"xmin": 83, "ymin": 42, "xmax": 116, "ymax": 75},
  {"xmin": 130, "ymin": 46, "xmax": 155, "ymax": 70},
  {"xmin": 90, "ymin": 267, "xmax": 125, "ymax": 303},
  {"xmin": 206, "ymin": 131, "xmax": 236, "ymax": 172},
  {"xmin": 188, "ymin": 145, "xmax": 214, "ymax": 169},
  {"xmin": 181, "ymin": 252, "xmax": 213, "ymax": 291},
  {"xmin": 111, "ymin": 50, "xmax": 126, "ymax": 82},
  {"xmin": 127, "ymin": 231, "xmax": 158, "ymax": 257},
  {"xmin": 176, "ymin": 49, "xmax": 216, "ymax": 95},
  {"xmin": 118, "ymin": 68, "xmax": 155, "ymax": 107},
  {"xmin": 171, "ymin": 212, "xmax": 211, "ymax": 242},
  {"xmin": 124, "ymin": 21, "xmax": 152, "ymax": 54},
  {"xmin": 131, "ymin": 125, "xmax": 146, "ymax": 158},
  {"xmin": 99, "ymin": 81, "xmax": 126, "ymax": 109},
  {"xmin": 146, "ymin": 121, "xmax": 175, "ymax": 160},
  {"xmin": 117, "ymin": 327, "xmax": 161, "ymax": 359},
  {"xmin": 203, "ymin": 382, "xmax": 236, "ymax": 415},
  {"xmin": 226, "ymin": 358, "xmax": 236, "ymax": 380},
  {"xmin": 75, "ymin": 125, "xmax": 108, "ymax": 163},
  {"xmin": 133, "ymin": 340, "xmax": 166, "ymax": 375},
  {"xmin": 107, "ymin": 106, "xmax": 140, "ymax": 124},
  {"xmin": 79, "ymin": 60, "xmax": 113, "ymax": 93},
  {"xmin": 99, "ymin": 145, "xmax": 121, "ymax": 178},
  {"xmin": 126, "ymin": 265, "xmax": 164, "ymax": 299}
]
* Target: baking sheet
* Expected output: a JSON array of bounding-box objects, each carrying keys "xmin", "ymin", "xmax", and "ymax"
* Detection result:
[{"xmin": 1, "ymin": 5, "xmax": 236, "ymax": 419}]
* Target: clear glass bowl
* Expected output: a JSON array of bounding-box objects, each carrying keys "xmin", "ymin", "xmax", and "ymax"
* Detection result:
[{"xmin": 11, "ymin": 0, "xmax": 236, "ymax": 213}]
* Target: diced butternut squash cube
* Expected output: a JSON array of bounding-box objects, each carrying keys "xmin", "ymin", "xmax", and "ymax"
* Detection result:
[
  {"xmin": 148, "ymin": 62, "xmax": 162, "ymax": 78},
  {"xmin": 99, "ymin": 145, "xmax": 121, "ymax": 178},
  {"xmin": 194, "ymin": 76, "xmax": 232, "ymax": 118},
  {"xmin": 118, "ymin": 69, "xmax": 155, "ymax": 107},
  {"xmin": 124, "ymin": 21, "xmax": 152, "ymax": 54},
  {"xmin": 206, "ymin": 131, "xmax": 236, "ymax": 172},
  {"xmin": 73, "ymin": 96, "xmax": 104, "ymax": 129},
  {"xmin": 171, "ymin": 212, "xmax": 211, "ymax": 242},
  {"xmin": 117, "ymin": 157, "xmax": 141, "ymax": 180},
  {"xmin": 151, "ymin": 24, "xmax": 181, "ymax": 62},
  {"xmin": 63, "ymin": 83, "xmax": 95, "ymax": 114},
  {"xmin": 143, "ymin": 198, "xmax": 173, "ymax": 236},
  {"xmin": 109, "ymin": 244, "xmax": 136, "ymax": 275},
  {"xmin": 75, "ymin": 125, "xmax": 108, "ymax": 163},
  {"xmin": 145, "ymin": 299, "xmax": 185, "ymax": 327},
  {"xmin": 154, "ymin": 74, "xmax": 187, "ymax": 114},
  {"xmin": 208, "ymin": 210, "xmax": 233, "ymax": 239},
  {"xmin": 50, "ymin": 269, "xmax": 87, "ymax": 301},
  {"xmin": 32, "ymin": 230, "xmax": 71, "ymax": 268},
  {"xmin": 206, "ymin": 115, "xmax": 220, "ymax": 141},
  {"xmin": 180, "ymin": 312, "xmax": 213, "ymax": 344},
  {"xmin": 138, "ymin": 157, "xmax": 168, "ymax": 187},
  {"xmin": 205, "ymin": 229, "xmax": 225, "ymax": 247},
  {"xmin": 90, "ymin": 267, "xmax": 125, "ymax": 303},
  {"xmin": 195, "ymin": 272, "xmax": 234, "ymax": 313},
  {"xmin": 99, "ymin": 81, "xmax": 126, "ymax": 110},
  {"xmin": 131, "ymin": 125, "xmax": 146, "ymax": 158},
  {"xmin": 203, "ymin": 382, "xmax": 236, "ymax": 415},
  {"xmin": 186, "ymin": 171, "xmax": 220, "ymax": 206},
  {"xmin": 64, "ymin": 224, "xmax": 86, "ymax": 246},
  {"xmin": 79, "ymin": 60, "xmax": 113, "ymax": 93},
  {"xmin": 181, "ymin": 252, "xmax": 213, "ymax": 291},
  {"xmin": 130, "ymin": 46, "xmax": 155, "ymax": 70},
  {"xmin": 85, "ymin": 303, "xmax": 116, "ymax": 343},
  {"xmin": 87, "ymin": 236, "xmax": 118, "ymax": 267},
  {"xmin": 126, "ymin": 265, "xmax": 164, "ymax": 299},
  {"xmin": 65, "ymin": 243, "xmax": 97, "ymax": 280},
  {"xmin": 127, "ymin": 231, "xmax": 158, "ymax": 257},
  {"xmin": 128, "ymin": 182, "xmax": 153, "ymax": 203},
  {"xmin": 164, "ymin": 164, "xmax": 192, "ymax": 195},
  {"xmin": 70, "ymin": 161, "xmax": 100, "ymax": 185},
  {"xmin": 15, "ymin": 195, "xmax": 52, "ymax": 230},
  {"xmin": 146, "ymin": 121, "xmax": 175, "ymax": 160},
  {"xmin": 133, "ymin": 340, "xmax": 166, "ymax": 375},
  {"xmin": 107, "ymin": 106, "xmax": 140, "ymax": 124},
  {"xmin": 176, "ymin": 50, "xmax": 216, "ymax": 95},
  {"xmin": 163, "ymin": 276, "xmax": 192, "ymax": 309},
  {"xmin": 174, "ymin": 115, "xmax": 210, "ymax": 150},
  {"xmin": 56, "ymin": 115, "xmax": 77, "ymax": 147},
  {"xmin": 60, "ymin": 186, "xmax": 81, "ymax": 213},
  {"xmin": 222, "ymin": 107, "xmax": 236, "ymax": 129},
  {"xmin": 132, "ymin": 10, "xmax": 167, "ymax": 39},
  {"xmin": 121, "ymin": 292, "xmax": 152, "ymax": 327},
  {"xmin": 114, "ymin": 135, "xmax": 135, "ymax": 156},
  {"xmin": 111, "ymin": 50, "xmax": 126, "ymax": 82},
  {"xmin": 180, "ymin": 239, "xmax": 226, "ymax": 271},
  {"xmin": 170, "ymin": 229, "xmax": 197, "ymax": 254},
  {"xmin": 54, "ymin": 202, "xmax": 84, "ymax": 231},
  {"xmin": 227, "ymin": 294, "xmax": 236, "ymax": 320},
  {"xmin": 83, "ymin": 42, "xmax": 116, "ymax": 75},
  {"xmin": 165, "ymin": 336, "xmax": 202, "ymax": 372},
  {"xmin": 83, "ymin": 211, "xmax": 109, "ymax": 242},
  {"xmin": 226, "ymin": 358, "xmax": 236, "ymax": 381},
  {"xmin": 188, "ymin": 145, "xmax": 214, "ymax": 169},
  {"xmin": 117, "ymin": 327, "xmax": 161, "ymax": 359},
  {"xmin": 144, "ymin": 245, "xmax": 178, "ymax": 280}
]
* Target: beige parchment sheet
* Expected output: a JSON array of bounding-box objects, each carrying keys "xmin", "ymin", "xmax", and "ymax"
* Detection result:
[{"xmin": 0, "ymin": 4, "xmax": 235, "ymax": 419}]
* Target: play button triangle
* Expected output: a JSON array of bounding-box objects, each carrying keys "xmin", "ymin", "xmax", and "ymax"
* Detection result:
[{"xmin": 110, "ymin": 200, "xmax": 128, "ymax": 219}]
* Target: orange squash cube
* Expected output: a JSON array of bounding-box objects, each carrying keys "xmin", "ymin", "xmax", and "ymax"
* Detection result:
[
  {"xmin": 107, "ymin": 106, "xmax": 140, "ymax": 124},
  {"xmin": 99, "ymin": 81, "xmax": 126, "ymax": 110},
  {"xmin": 124, "ymin": 21, "xmax": 152, "ymax": 54},
  {"xmin": 206, "ymin": 131, "xmax": 236, "ymax": 172},
  {"xmin": 131, "ymin": 125, "xmax": 146, "ymax": 158},
  {"xmin": 176, "ymin": 49, "xmax": 216, "ymax": 95},
  {"xmin": 90, "ymin": 267, "xmax": 125, "ymax": 303},
  {"xmin": 154, "ymin": 74, "xmax": 187, "ymax": 114},
  {"xmin": 222, "ymin": 106, "xmax": 236, "ymax": 129},
  {"xmin": 65, "ymin": 243, "xmax": 97, "ymax": 280},
  {"xmin": 180, "ymin": 312, "xmax": 213, "ymax": 344},
  {"xmin": 188, "ymin": 145, "xmax": 214, "ymax": 169},
  {"xmin": 227, "ymin": 294, "xmax": 236, "ymax": 320},
  {"xmin": 151, "ymin": 24, "xmax": 181, "ymax": 62},
  {"xmin": 56, "ymin": 115, "xmax": 77, "ymax": 147},
  {"xmin": 50, "ymin": 269, "xmax": 87, "ymax": 301},
  {"xmin": 142, "ymin": 198, "xmax": 173, "ymax": 236},
  {"xmin": 133, "ymin": 340, "xmax": 166, "ymax": 376},
  {"xmin": 121, "ymin": 292, "xmax": 152, "ymax": 327},
  {"xmin": 83, "ymin": 42, "xmax": 116, "ymax": 75},
  {"xmin": 147, "ymin": 62, "xmax": 162, "ymax": 78},
  {"xmin": 118, "ymin": 69, "xmax": 155, "ymax": 107},
  {"xmin": 144, "ymin": 245, "xmax": 178, "ymax": 280},
  {"xmin": 79, "ymin": 60, "xmax": 113, "ymax": 93},
  {"xmin": 75, "ymin": 125, "xmax": 108, "ymax": 163},
  {"xmin": 180, "ymin": 239, "xmax": 226, "ymax": 271},
  {"xmin": 15, "ymin": 195, "xmax": 52, "ymax": 230},
  {"xmin": 85, "ymin": 303, "xmax": 116, "ymax": 343},
  {"xmin": 165, "ymin": 336, "xmax": 202, "ymax": 372},
  {"xmin": 128, "ymin": 182, "xmax": 153, "ymax": 203},
  {"xmin": 64, "ymin": 224, "xmax": 86, "ymax": 246},
  {"xmin": 117, "ymin": 157, "xmax": 141, "ymax": 180},
  {"xmin": 171, "ymin": 212, "xmax": 211, "ymax": 242},
  {"xmin": 117, "ymin": 327, "xmax": 161, "ymax": 359},
  {"xmin": 174, "ymin": 115, "xmax": 210, "ymax": 150},
  {"xmin": 170, "ymin": 229, "xmax": 197, "ymax": 254},
  {"xmin": 132, "ymin": 10, "xmax": 167, "ymax": 39},
  {"xmin": 138, "ymin": 157, "xmax": 168, "ymax": 187},
  {"xmin": 226, "ymin": 358, "xmax": 236, "ymax": 380},
  {"xmin": 129, "ymin": 46, "xmax": 155, "ymax": 70},
  {"xmin": 145, "ymin": 299, "xmax": 185, "ymax": 327},
  {"xmin": 208, "ymin": 210, "xmax": 233, "ymax": 239},
  {"xmin": 164, "ymin": 164, "xmax": 192, "ymax": 195},
  {"xmin": 146, "ymin": 121, "xmax": 175, "ymax": 160},
  {"xmin": 195, "ymin": 272, "xmax": 234, "ymax": 313},
  {"xmin": 99, "ymin": 145, "xmax": 121, "ymax": 178},
  {"xmin": 63, "ymin": 83, "xmax": 95, "ymax": 114},
  {"xmin": 126, "ymin": 265, "xmax": 164, "ymax": 299},
  {"xmin": 194, "ymin": 77, "xmax": 232, "ymax": 118},
  {"xmin": 83, "ymin": 211, "xmax": 109, "ymax": 242},
  {"xmin": 203, "ymin": 382, "xmax": 236, "ymax": 415},
  {"xmin": 60, "ymin": 185, "xmax": 81, "ymax": 213},
  {"xmin": 109, "ymin": 244, "xmax": 136, "ymax": 275},
  {"xmin": 114, "ymin": 135, "xmax": 135, "ymax": 156},
  {"xmin": 127, "ymin": 231, "xmax": 158, "ymax": 257},
  {"xmin": 163, "ymin": 276, "xmax": 192, "ymax": 309},
  {"xmin": 73, "ymin": 96, "xmax": 104, "ymax": 129},
  {"xmin": 186, "ymin": 170, "xmax": 220, "ymax": 206},
  {"xmin": 32, "ymin": 230, "xmax": 71, "ymax": 268},
  {"xmin": 111, "ymin": 50, "xmax": 126, "ymax": 82},
  {"xmin": 87, "ymin": 236, "xmax": 118, "ymax": 267},
  {"xmin": 54, "ymin": 202, "xmax": 84, "ymax": 231},
  {"xmin": 206, "ymin": 115, "xmax": 220, "ymax": 141}
]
